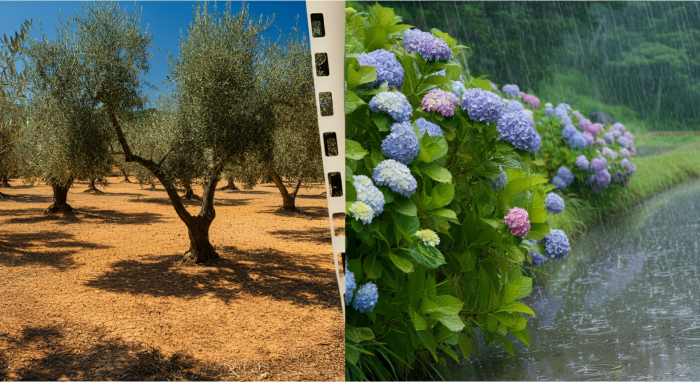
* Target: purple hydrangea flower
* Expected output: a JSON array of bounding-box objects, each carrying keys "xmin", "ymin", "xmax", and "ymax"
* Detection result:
[
  {"xmin": 613, "ymin": 170, "xmax": 626, "ymax": 182},
  {"xmin": 545, "ymin": 105, "xmax": 555, "ymax": 116},
  {"xmin": 402, "ymin": 29, "xmax": 452, "ymax": 61},
  {"xmin": 602, "ymin": 147, "xmax": 618, "ymax": 159},
  {"xmin": 562, "ymin": 124, "xmax": 577, "ymax": 139},
  {"xmin": 573, "ymin": 111, "xmax": 582, "ymax": 119},
  {"xmin": 381, "ymin": 122, "xmax": 420, "ymax": 165},
  {"xmin": 373, "ymin": 159, "xmax": 418, "ymax": 197},
  {"xmin": 596, "ymin": 138, "xmax": 607, "ymax": 146},
  {"xmin": 545, "ymin": 193, "xmax": 565, "ymax": 214},
  {"xmin": 627, "ymin": 162, "xmax": 637, "ymax": 176},
  {"xmin": 421, "ymin": 89, "xmax": 458, "ymax": 117},
  {"xmin": 490, "ymin": 82, "xmax": 499, "ymax": 91},
  {"xmin": 502, "ymin": 84, "xmax": 520, "ymax": 98},
  {"xmin": 620, "ymin": 148, "xmax": 630, "ymax": 157},
  {"xmin": 461, "ymin": 88, "xmax": 505, "ymax": 123},
  {"xmin": 528, "ymin": 132, "xmax": 541, "ymax": 153},
  {"xmin": 543, "ymin": 229, "xmax": 570, "ymax": 260},
  {"xmin": 570, "ymin": 131, "xmax": 587, "ymax": 149},
  {"xmin": 596, "ymin": 168, "xmax": 612, "ymax": 188},
  {"xmin": 369, "ymin": 91, "xmax": 413, "ymax": 122},
  {"xmin": 576, "ymin": 155, "xmax": 589, "ymax": 170},
  {"xmin": 617, "ymin": 136, "xmax": 632, "ymax": 148},
  {"xmin": 582, "ymin": 131, "xmax": 595, "ymax": 146},
  {"xmin": 415, "ymin": 117, "xmax": 443, "ymax": 137},
  {"xmin": 611, "ymin": 122, "xmax": 626, "ymax": 132},
  {"xmin": 554, "ymin": 105, "xmax": 569, "ymax": 119},
  {"xmin": 591, "ymin": 157, "xmax": 607, "ymax": 172},
  {"xmin": 357, "ymin": 49, "xmax": 404, "ymax": 90},
  {"xmin": 631, "ymin": 147, "xmax": 637, "ymax": 155},
  {"xmin": 522, "ymin": 94, "xmax": 541, "ymax": 109},
  {"xmin": 496, "ymin": 111, "xmax": 540, "ymax": 151},
  {"xmin": 603, "ymin": 132, "xmax": 614, "ymax": 144},
  {"xmin": 624, "ymin": 131, "xmax": 634, "ymax": 140},
  {"xmin": 585, "ymin": 122, "xmax": 603, "ymax": 136}
]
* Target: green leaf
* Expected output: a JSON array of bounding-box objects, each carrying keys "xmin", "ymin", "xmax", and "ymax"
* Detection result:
[
  {"xmin": 393, "ymin": 197, "xmax": 418, "ymax": 216},
  {"xmin": 431, "ymin": 28, "xmax": 456, "ymax": 47},
  {"xmin": 512, "ymin": 316, "xmax": 527, "ymax": 332},
  {"xmin": 511, "ymin": 329, "xmax": 530, "ymax": 347},
  {"xmin": 434, "ymin": 314, "xmax": 465, "ymax": 332},
  {"xmin": 418, "ymin": 162, "xmax": 452, "ymax": 183},
  {"xmin": 500, "ymin": 283, "xmax": 521, "ymax": 305},
  {"xmin": 422, "ymin": 295, "xmax": 464, "ymax": 316},
  {"xmin": 368, "ymin": 3, "xmax": 395, "ymax": 27},
  {"xmin": 363, "ymin": 253, "xmax": 383, "ymax": 279},
  {"xmin": 345, "ymin": 91, "xmax": 365, "ymax": 114},
  {"xmin": 345, "ymin": 344, "xmax": 360, "ymax": 365},
  {"xmin": 346, "ymin": 65, "xmax": 361, "ymax": 89},
  {"xmin": 416, "ymin": 75, "xmax": 453, "ymax": 94},
  {"xmin": 498, "ymin": 334, "xmax": 515, "ymax": 357},
  {"xmin": 416, "ymin": 330, "xmax": 437, "ymax": 360},
  {"xmin": 372, "ymin": 113, "xmax": 393, "ymax": 132},
  {"xmin": 417, "ymin": 135, "xmax": 449, "ymax": 163},
  {"xmin": 437, "ymin": 344, "xmax": 460, "ymax": 363},
  {"xmin": 457, "ymin": 332, "xmax": 472, "ymax": 360},
  {"xmin": 346, "ymin": 324, "xmax": 375, "ymax": 343},
  {"xmin": 385, "ymin": 24, "xmax": 412, "ymax": 36},
  {"xmin": 427, "ymin": 207, "xmax": 457, "ymax": 220},
  {"xmin": 389, "ymin": 252, "xmax": 414, "ymax": 273},
  {"xmin": 429, "ymin": 183, "xmax": 454, "ymax": 209},
  {"xmin": 515, "ymin": 277, "xmax": 532, "ymax": 299},
  {"xmin": 526, "ymin": 223, "xmax": 550, "ymax": 241},
  {"xmin": 364, "ymin": 26, "xmax": 388, "ymax": 52},
  {"xmin": 356, "ymin": 66, "xmax": 378, "ymax": 86},
  {"xmin": 529, "ymin": 191, "xmax": 548, "ymax": 223},
  {"xmin": 405, "ymin": 243, "xmax": 446, "ymax": 269},
  {"xmin": 492, "ymin": 157, "xmax": 521, "ymax": 170},
  {"xmin": 497, "ymin": 301, "xmax": 536, "ymax": 316},
  {"xmin": 409, "ymin": 306, "xmax": 427, "ymax": 330},
  {"xmin": 345, "ymin": 139, "xmax": 368, "ymax": 160}
]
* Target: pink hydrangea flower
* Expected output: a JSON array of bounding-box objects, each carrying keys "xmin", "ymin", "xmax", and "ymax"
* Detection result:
[
  {"xmin": 578, "ymin": 118, "xmax": 592, "ymax": 130},
  {"xmin": 421, "ymin": 89, "xmax": 458, "ymax": 117},
  {"xmin": 518, "ymin": 91, "xmax": 526, "ymax": 98},
  {"xmin": 504, "ymin": 207, "xmax": 531, "ymax": 237},
  {"xmin": 585, "ymin": 123, "xmax": 603, "ymax": 136},
  {"xmin": 522, "ymin": 94, "xmax": 541, "ymax": 109}
]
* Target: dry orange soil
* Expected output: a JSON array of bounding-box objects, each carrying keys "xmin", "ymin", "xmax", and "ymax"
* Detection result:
[{"xmin": 0, "ymin": 177, "xmax": 343, "ymax": 381}]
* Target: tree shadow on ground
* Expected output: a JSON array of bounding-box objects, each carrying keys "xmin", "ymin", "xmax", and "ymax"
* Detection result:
[
  {"xmin": 0, "ymin": 193, "xmax": 53, "ymax": 204},
  {"xmin": 267, "ymin": 227, "xmax": 331, "ymax": 246},
  {"xmin": 296, "ymin": 193, "xmax": 327, "ymax": 200},
  {"xmin": 0, "ymin": 231, "xmax": 110, "ymax": 270},
  {"xmin": 84, "ymin": 246, "xmax": 340, "ymax": 309},
  {"xmin": 1, "ymin": 324, "xmax": 229, "ymax": 381},
  {"xmin": 128, "ymin": 196, "xmax": 252, "ymax": 208},
  {"xmin": 261, "ymin": 206, "xmax": 328, "ymax": 219},
  {"xmin": 3, "ymin": 207, "xmax": 164, "ymax": 226}
]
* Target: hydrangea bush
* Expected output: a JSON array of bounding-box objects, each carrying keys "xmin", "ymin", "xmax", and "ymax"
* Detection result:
[{"xmin": 344, "ymin": 5, "xmax": 569, "ymax": 379}]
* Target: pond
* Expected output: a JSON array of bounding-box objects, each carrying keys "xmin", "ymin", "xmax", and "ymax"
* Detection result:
[{"xmin": 440, "ymin": 181, "xmax": 700, "ymax": 380}]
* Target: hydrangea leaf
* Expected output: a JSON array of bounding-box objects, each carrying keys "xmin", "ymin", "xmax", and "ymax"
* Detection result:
[
  {"xmin": 457, "ymin": 332, "xmax": 472, "ymax": 360},
  {"xmin": 371, "ymin": 113, "xmax": 393, "ymax": 132},
  {"xmin": 429, "ymin": 28, "xmax": 456, "ymax": 47},
  {"xmin": 396, "ymin": 214, "xmax": 420, "ymax": 239},
  {"xmin": 416, "ymin": 75, "xmax": 453, "ymax": 95},
  {"xmin": 346, "ymin": 323, "xmax": 376, "ymax": 343},
  {"xmin": 363, "ymin": 253, "xmax": 382, "ymax": 279},
  {"xmin": 345, "ymin": 344, "xmax": 360, "ymax": 365},
  {"xmin": 416, "ymin": 330, "xmax": 438, "ymax": 361},
  {"xmin": 497, "ymin": 334, "xmax": 515, "ymax": 357},
  {"xmin": 512, "ymin": 317, "xmax": 528, "ymax": 332},
  {"xmin": 356, "ymin": 66, "xmax": 378, "ymax": 86},
  {"xmin": 525, "ymin": 222, "xmax": 550, "ymax": 241},
  {"xmin": 418, "ymin": 162, "xmax": 452, "ymax": 183},
  {"xmin": 405, "ymin": 243, "xmax": 446, "ymax": 269},
  {"xmin": 529, "ymin": 190, "xmax": 548, "ymax": 223},
  {"xmin": 364, "ymin": 26, "xmax": 388, "ymax": 52},
  {"xmin": 408, "ymin": 306, "xmax": 427, "ymax": 330},
  {"xmin": 427, "ymin": 207, "xmax": 457, "ymax": 220},
  {"xmin": 389, "ymin": 252, "xmax": 414, "ymax": 273},
  {"xmin": 422, "ymin": 295, "xmax": 463, "ymax": 316},
  {"xmin": 511, "ymin": 329, "xmax": 530, "ymax": 347},
  {"xmin": 346, "ymin": 65, "xmax": 361, "ymax": 89},
  {"xmin": 492, "ymin": 157, "xmax": 521, "ymax": 170},
  {"xmin": 429, "ymin": 183, "xmax": 454, "ymax": 209},
  {"xmin": 434, "ymin": 314, "xmax": 465, "ymax": 332},
  {"xmin": 515, "ymin": 277, "xmax": 532, "ymax": 300},
  {"xmin": 393, "ymin": 197, "xmax": 417, "ymax": 216},
  {"xmin": 346, "ymin": 139, "xmax": 368, "ymax": 160},
  {"xmin": 345, "ymin": 91, "xmax": 365, "ymax": 114},
  {"xmin": 385, "ymin": 24, "xmax": 411, "ymax": 36},
  {"xmin": 499, "ymin": 283, "xmax": 521, "ymax": 305},
  {"xmin": 497, "ymin": 301, "xmax": 536, "ymax": 316},
  {"xmin": 368, "ymin": 3, "xmax": 394, "ymax": 27}
]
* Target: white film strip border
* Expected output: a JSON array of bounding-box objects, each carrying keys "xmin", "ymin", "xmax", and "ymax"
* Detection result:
[{"xmin": 306, "ymin": 1, "xmax": 346, "ymax": 318}]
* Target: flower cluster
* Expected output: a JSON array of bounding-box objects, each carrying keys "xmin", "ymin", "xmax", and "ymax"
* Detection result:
[
  {"xmin": 415, "ymin": 117, "xmax": 443, "ymax": 137},
  {"xmin": 522, "ymin": 94, "xmax": 541, "ymax": 109},
  {"xmin": 369, "ymin": 91, "xmax": 413, "ymax": 122},
  {"xmin": 502, "ymin": 84, "xmax": 520, "ymax": 98},
  {"xmin": 415, "ymin": 229, "xmax": 440, "ymax": 247},
  {"xmin": 345, "ymin": 267, "xmax": 356, "ymax": 305},
  {"xmin": 352, "ymin": 282, "xmax": 379, "ymax": 313},
  {"xmin": 504, "ymin": 207, "xmax": 531, "ymax": 237},
  {"xmin": 349, "ymin": 201, "xmax": 373, "ymax": 224},
  {"xmin": 461, "ymin": 88, "xmax": 505, "ymax": 123},
  {"xmin": 381, "ymin": 122, "xmax": 420, "ymax": 164},
  {"xmin": 358, "ymin": 49, "xmax": 404, "ymax": 90},
  {"xmin": 373, "ymin": 159, "xmax": 417, "ymax": 197},
  {"xmin": 450, "ymin": 81, "xmax": 467, "ymax": 99},
  {"xmin": 496, "ymin": 111, "xmax": 541, "ymax": 152},
  {"xmin": 506, "ymin": 100, "xmax": 525, "ymax": 113},
  {"xmin": 421, "ymin": 89, "xmax": 458, "ymax": 116},
  {"xmin": 402, "ymin": 28, "xmax": 452, "ymax": 61},
  {"xmin": 575, "ymin": 155, "xmax": 589, "ymax": 170},
  {"xmin": 486, "ymin": 168, "xmax": 508, "ymax": 192},
  {"xmin": 545, "ymin": 193, "xmax": 565, "ymax": 214},
  {"xmin": 543, "ymin": 229, "xmax": 570, "ymax": 260},
  {"xmin": 552, "ymin": 166, "xmax": 574, "ymax": 189},
  {"xmin": 354, "ymin": 175, "xmax": 385, "ymax": 218}
]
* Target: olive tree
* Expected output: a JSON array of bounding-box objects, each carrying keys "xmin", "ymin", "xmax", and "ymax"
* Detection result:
[{"xmin": 61, "ymin": 2, "xmax": 290, "ymax": 263}]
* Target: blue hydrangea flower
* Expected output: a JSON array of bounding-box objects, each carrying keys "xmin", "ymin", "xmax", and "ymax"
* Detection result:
[
  {"xmin": 570, "ymin": 131, "xmax": 587, "ymax": 149},
  {"xmin": 353, "ymin": 175, "xmax": 385, "ymax": 217},
  {"xmin": 373, "ymin": 159, "xmax": 418, "ymax": 197},
  {"xmin": 596, "ymin": 168, "xmax": 612, "ymax": 188},
  {"xmin": 502, "ymin": 84, "xmax": 520, "ymax": 98},
  {"xmin": 357, "ymin": 49, "xmax": 404, "ymax": 90},
  {"xmin": 486, "ymin": 168, "xmax": 508, "ymax": 192},
  {"xmin": 345, "ymin": 268, "xmax": 356, "ymax": 305},
  {"xmin": 402, "ymin": 29, "xmax": 452, "ymax": 61},
  {"xmin": 552, "ymin": 176, "xmax": 567, "ymax": 190},
  {"xmin": 576, "ymin": 155, "xmax": 590, "ymax": 170},
  {"xmin": 543, "ymin": 229, "xmax": 570, "ymax": 260},
  {"xmin": 461, "ymin": 88, "xmax": 505, "ymax": 123},
  {"xmin": 530, "ymin": 252, "xmax": 547, "ymax": 266},
  {"xmin": 545, "ymin": 193, "xmax": 565, "ymax": 214},
  {"xmin": 415, "ymin": 117, "xmax": 443, "ymax": 137},
  {"xmin": 545, "ymin": 105, "xmax": 555, "ymax": 116},
  {"xmin": 603, "ymin": 132, "xmax": 614, "ymax": 144},
  {"xmin": 557, "ymin": 167, "xmax": 574, "ymax": 185},
  {"xmin": 505, "ymin": 100, "xmax": 525, "ymax": 113},
  {"xmin": 352, "ymin": 282, "xmax": 379, "ymax": 313},
  {"xmin": 450, "ymin": 81, "xmax": 467, "ymax": 99},
  {"xmin": 562, "ymin": 124, "xmax": 578, "ymax": 140},
  {"xmin": 369, "ymin": 91, "xmax": 413, "ymax": 122},
  {"xmin": 381, "ymin": 122, "xmax": 419, "ymax": 164},
  {"xmin": 528, "ymin": 132, "xmax": 542, "ymax": 153},
  {"xmin": 554, "ymin": 105, "xmax": 569, "ymax": 119},
  {"xmin": 496, "ymin": 111, "xmax": 540, "ymax": 151}
]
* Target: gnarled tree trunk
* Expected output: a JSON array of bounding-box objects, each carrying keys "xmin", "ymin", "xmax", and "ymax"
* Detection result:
[
  {"xmin": 183, "ymin": 176, "xmax": 220, "ymax": 263},
  {"xmin": 0, "ymin": 175, "xmax": 10, "ymax": 187},
  {"xmin": 84, "ymin": 178, "xmax": 103, "ymax": 193},
  {"xmin": 219, "ymin": 176, "xmax": 238, "ymax": 191},
  {"xmin": 45, "ymin": 180, "xmax": 74, "ymax": 214},
  {"xmin": 121, "ymin": 168, "xmax": 131, "ymax": 183},
  {"xmin": 267, "ymin": 164, "xmax": 303, "ymax": 211},
  {"xmin": 182, "ymin": 183, "xmax": 201, "ymax": 200}
]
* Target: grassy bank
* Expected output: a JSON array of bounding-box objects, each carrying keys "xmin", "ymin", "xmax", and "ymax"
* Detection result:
[{"xmin": 549, "ymin": 142, "xmax": 700, "ymax": 237}]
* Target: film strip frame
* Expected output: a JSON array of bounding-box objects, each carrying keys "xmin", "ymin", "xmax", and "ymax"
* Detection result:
[{"xmin": 306, "ymin": 1, "xmax": 347, "ymax": 317}]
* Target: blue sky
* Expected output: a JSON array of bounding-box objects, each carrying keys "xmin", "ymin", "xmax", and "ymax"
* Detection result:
[{"xmin": 0, "ymin": 1, "xmax": 308, "ymax": 105}]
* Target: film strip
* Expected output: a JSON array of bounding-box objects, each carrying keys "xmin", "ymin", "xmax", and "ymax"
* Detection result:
[{"xmin": 306, "ymin": 1, "xmax": 347, "ymax": 317}]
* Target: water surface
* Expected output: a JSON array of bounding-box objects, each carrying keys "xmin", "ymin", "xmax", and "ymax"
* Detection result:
[{"xmin": 442, "ymin": 181, "xmax": 700, "ymax": 380}]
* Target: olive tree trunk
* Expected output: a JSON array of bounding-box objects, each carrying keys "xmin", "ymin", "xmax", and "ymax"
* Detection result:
[
  {"xmin": 45, "ymin": 180, "xmax": 74, "ymax": 214},
  {"xmin": 84, "ymin": 178, "xmax": 103, "ymax": 193},
  {"xmin": 121, "ymin": 168, "xmax": 131, "ymax": 183},
  {"xmin": 267, "ymin": 164, "xmax": 303, "ymax": 211},
  {"xmin": 182, "ymin": 182, "xmax": 201, "ymax": 200},
  {"xmin": 219, "ymin": 176, "xmax": 238, "ymax": 191},
  {"xmin": 0, "ymin": 175, "xmax": 10, "ymax": 187}
]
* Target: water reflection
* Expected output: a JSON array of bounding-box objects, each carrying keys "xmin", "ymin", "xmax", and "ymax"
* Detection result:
[{"xmin": 441, "ymin": 181, "xmax": 700, "ymax": 380}]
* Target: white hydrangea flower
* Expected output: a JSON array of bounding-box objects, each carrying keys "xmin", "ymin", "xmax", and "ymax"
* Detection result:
[
  {"xmin": 415, "ymin": 229, "xmax": 440, "ymax": 247},
  {"xmin": 349, "ymin": 201, "xmax": 373, "ymax": 225}
]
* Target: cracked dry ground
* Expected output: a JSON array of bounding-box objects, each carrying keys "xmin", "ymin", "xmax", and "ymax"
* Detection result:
[{"xmin": 0, "ymin": 178, "xmax": 343, "ymax": 381}]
